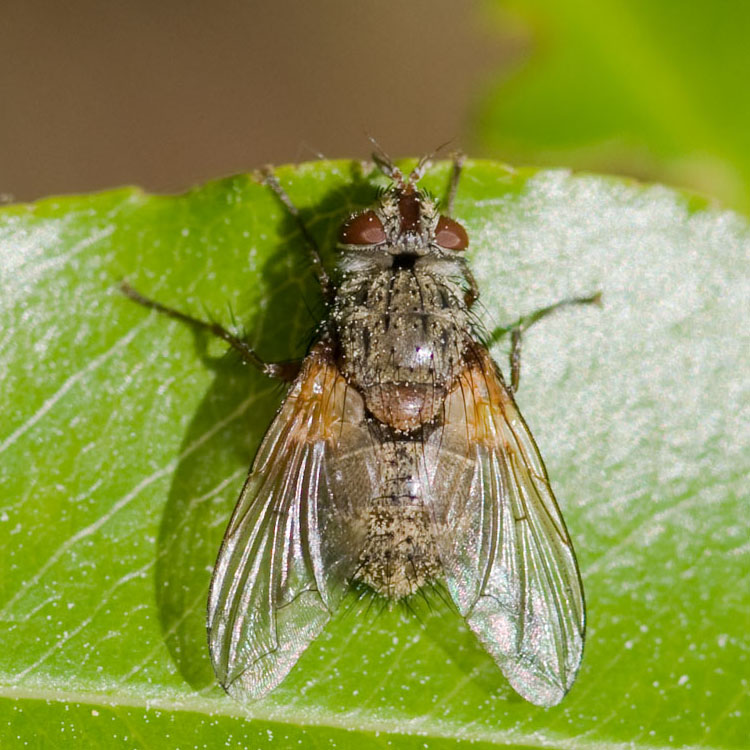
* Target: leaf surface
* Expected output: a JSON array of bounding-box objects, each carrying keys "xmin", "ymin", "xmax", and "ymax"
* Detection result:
[{"xmin": 1, "ymin": 161, "xmax": 748, "ymax": 748}]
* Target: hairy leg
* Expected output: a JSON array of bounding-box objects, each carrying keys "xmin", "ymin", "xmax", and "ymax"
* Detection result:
[
  {"xmin": 488, "ymin": 292, "xmax": 602, "ymax": 392},
  {"xmin": 120, "ymin": 282, "xmax": 301, "ymax": 381},
  {"xmin": 443, "ymin": 151, "xmax": 466, "ymax": 218},
  {"xmin": 260, "ymin": 166, "xmax": 332, "ymax": 299}
]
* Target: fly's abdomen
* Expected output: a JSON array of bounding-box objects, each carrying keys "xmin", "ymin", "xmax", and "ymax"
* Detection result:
[
  {"xmin": 336, "ymin": 268, "xmax": 469, "ymax": 431},
  {"xmin": 354, "ymin": 439, "xmax": 439, "ymax": 598}
]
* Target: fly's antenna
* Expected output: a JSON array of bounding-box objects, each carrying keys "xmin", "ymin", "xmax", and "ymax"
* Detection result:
[
  {"xmin": 407, "ymin": 138, "xmax": 455, "ymax": 188},
  {"xmin": 369, "ymin": 136, "xmax": 405, "ymax": 189},
  {"xmin": 408, "ymin": 153, "xmax": 433, "ymax": 188}
]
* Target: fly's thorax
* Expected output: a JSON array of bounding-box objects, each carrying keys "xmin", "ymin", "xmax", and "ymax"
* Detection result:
[
  {"xmin": 333, "ymin": 257, "xmax": 471, "ymax": 431},
  {"xmin": 354, "ymin": 437, "xmax": 440, "ymax": 599}
]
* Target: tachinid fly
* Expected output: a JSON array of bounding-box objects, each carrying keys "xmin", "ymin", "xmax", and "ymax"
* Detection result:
[{"xmin": 122, "ymin": 152, "xmax": 598, "ymax": 707}]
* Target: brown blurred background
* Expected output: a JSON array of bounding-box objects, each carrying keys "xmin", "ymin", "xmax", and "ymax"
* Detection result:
[{"xmin": 1, "ymin": 0, "xmax": 519, "ymax": 202}]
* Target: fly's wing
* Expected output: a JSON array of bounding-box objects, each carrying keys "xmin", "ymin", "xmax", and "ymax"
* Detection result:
[
  {"xmin": 208, "ymin": 343, "xmax": 372, "ymax": 700},
  {"xmin": 430, "ymin": 346, "xmax": 585, "ymax": 707}
]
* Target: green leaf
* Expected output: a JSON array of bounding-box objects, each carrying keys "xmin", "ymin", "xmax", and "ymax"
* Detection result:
[
  {"xmin": 477, "ymin": 0, "xmax": 750, "ymax": 212},
  {"xmin": 1, "ymin": 161, "xmax": 748, "ymax": 748}
]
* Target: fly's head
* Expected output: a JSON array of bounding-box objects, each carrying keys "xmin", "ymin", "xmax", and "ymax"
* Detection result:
[{"xmin": 337, "ymin": 155, "xmax": 469, "ymax": 270}]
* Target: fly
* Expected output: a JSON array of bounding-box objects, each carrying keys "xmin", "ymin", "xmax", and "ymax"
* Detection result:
[{"xmin": 121, "ymin": 151, "xmax": 600, "ymax": 707}]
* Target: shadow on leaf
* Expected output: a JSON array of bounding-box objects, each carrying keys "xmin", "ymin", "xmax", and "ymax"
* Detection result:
[{"xmin": 154, "ymin": 164, "xmax": 381, "ymax": 689}]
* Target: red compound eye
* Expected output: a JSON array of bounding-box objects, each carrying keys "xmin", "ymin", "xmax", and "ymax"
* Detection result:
[
  {"xmin": 339, "ymin": 210, "xmax": 387, "ymax": 245},
  {"xmin": 434, "ymin": 216, "xmax": 469, "ymax": 251}
]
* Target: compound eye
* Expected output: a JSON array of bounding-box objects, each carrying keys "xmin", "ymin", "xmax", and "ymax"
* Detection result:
[
  {"xmin": 339, "ymin": 210, "xmax": 387, "ymax": 245},
  {"xmin": 434, "ymin": 216, "xmax": 469, "ymax": 251}
]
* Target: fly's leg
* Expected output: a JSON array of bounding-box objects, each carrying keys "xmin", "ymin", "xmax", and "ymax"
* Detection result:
[
  {"xmin": 443, "ymin": 151, "xmax": 466, "ymax": 218},
  {"xmin": 488, "ymin": 292, "xmax": 602, "ymax": 393},
  {"xmin": 120, "ymin": 282, "xmax": 301, "ymax": 381},
  {"xmin": 463, "ymin": 266, "xmax": 480, "ymax": 309},
  {"xmin": 260, "ymin": 166, "xmax": 332, "ymax": 300},
  {"xmin": 442, "ymin": 152, "xmax": 478, "ymax": 308}
]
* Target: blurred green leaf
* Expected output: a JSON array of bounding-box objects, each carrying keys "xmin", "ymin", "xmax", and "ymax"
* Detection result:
[
  {"xmin": 477, "ymin": 0, "xmax": 750, "ymax": 212},
  {"xmin": 1, "ymin": 161, "xmax": 748, "ymax": 748}
]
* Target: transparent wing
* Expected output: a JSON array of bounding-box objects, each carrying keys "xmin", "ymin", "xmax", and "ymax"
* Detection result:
[
  {"xmin": 208, "ymin": 343, "xmax": 372, "ymax": 700},
  {"xmin": 430, "ymin": 346, "xmax": 585, "ymax": 706}
]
